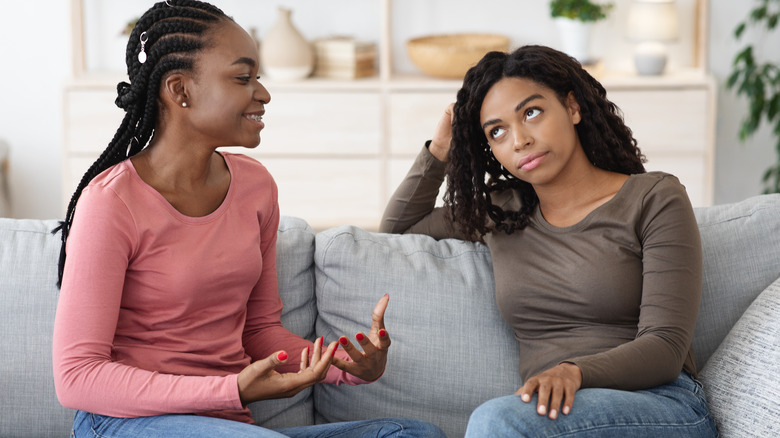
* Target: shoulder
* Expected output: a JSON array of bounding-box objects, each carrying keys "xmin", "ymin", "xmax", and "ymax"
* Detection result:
[
  {"xmin": 626, "ymin": 171, "xmax": 689, "ymax": 206},
  {"xmin": 222, "ymin": 152, "xmax": 275, "ymax": 184},
  {"xmin": 79, "ymin": 160, "xmax": 136, "ymax": 207}
]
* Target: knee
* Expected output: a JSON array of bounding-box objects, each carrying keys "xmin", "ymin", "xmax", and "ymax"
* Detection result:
[{"xmin": 465, "ymin": 396, "xmax": 525, "ymax": 437}]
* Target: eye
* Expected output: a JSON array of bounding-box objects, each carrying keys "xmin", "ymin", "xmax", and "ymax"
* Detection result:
[
  {"xmin": 488, "ymin": 126, "xmax": 506, "ymax": 140},
  {"xmin": 526, "ymin": 108, "xmax": 542, "ymax": 120}
]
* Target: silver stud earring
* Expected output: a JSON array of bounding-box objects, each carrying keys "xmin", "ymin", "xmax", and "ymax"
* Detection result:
[
  {"xmin": 181, "ymin": 102, "xmax": 187, "ymax": 108},
  {"xmin": 138, "ymin": 32, "xmax": 148, "ymax": 64}
]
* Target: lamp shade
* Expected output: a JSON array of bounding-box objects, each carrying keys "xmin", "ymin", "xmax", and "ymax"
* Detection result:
[{"xmin": 626, "ymin": 0, "xmax": 679, "ymax": 42}]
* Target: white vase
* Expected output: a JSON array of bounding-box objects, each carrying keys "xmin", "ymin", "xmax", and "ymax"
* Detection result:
[
  {"xmin": 260, "ymin": 8, "xmax": 314, "ymax": 81},
  {"xmin": 555, "ymin": 18, "xmax": 593, "ymax": 65}
]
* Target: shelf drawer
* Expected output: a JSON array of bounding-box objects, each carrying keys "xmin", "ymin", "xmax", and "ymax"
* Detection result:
[
  {"xmin": 608, "ymin": 89, "xmax": 709, "ymax": 154},
  {"xmin": 388, "ymin": 92, "xmax": 458, "ymax": 155}
]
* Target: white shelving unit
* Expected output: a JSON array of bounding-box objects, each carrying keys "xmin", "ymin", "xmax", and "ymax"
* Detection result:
[{"xmin": 64, "ymin": 0, "xmax": 715, "ymax": 230}]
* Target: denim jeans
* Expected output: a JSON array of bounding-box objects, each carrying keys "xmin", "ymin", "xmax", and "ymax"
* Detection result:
[
  {"xmin": 71, "ymin": 410, "xmax": 446, "ymax": 438},
  {"xmin": 465, "ymin": 372, "xmax": 718, "ymax": 437}
]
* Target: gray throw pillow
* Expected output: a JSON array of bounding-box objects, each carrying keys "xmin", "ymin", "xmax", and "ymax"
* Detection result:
[{"xmin": 699, "ymin": 276, "xmax": 780, "ymax": 438}]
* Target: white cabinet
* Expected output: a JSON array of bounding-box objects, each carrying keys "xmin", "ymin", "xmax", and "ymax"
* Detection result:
[{"xmin": 65, "ymin": 0, "xmax": 715, "ymax": 230}]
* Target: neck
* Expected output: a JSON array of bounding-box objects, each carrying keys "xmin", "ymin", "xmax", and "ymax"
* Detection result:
[{"xmin": 136, "ymin": 130, "xmax": 220, "ymax": 191}]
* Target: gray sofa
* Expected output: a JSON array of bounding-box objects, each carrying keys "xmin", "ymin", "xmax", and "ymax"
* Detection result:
[{"xmin": 2, "ymin": 194, "xmax": 780, "ymax": 438}]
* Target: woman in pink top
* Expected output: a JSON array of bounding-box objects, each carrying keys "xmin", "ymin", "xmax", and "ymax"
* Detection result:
[{"xmin": 51, "ymin": 1, "xmax": 444, "ymax": 437}]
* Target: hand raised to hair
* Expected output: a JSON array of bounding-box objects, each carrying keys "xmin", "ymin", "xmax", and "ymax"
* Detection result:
[
  {"xmin": 331, "ymin": 294, "xmax": 391, "ymax": 382},
  {"xmin": 516, "ymin": 362, "xmax": 582, "ymax": 420},
  {"xmin": 429, "ymin": 103, "xmax": 455, "ymax": 162},
  {"xmin": 237, "ymin": 336, "xmax": 337, "ymax": 405}
]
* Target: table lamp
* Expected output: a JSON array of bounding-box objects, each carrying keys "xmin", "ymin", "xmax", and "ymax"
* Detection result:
[{"xmin": 626, "ymin": 0, "xmax": 679, "ymax": 75}]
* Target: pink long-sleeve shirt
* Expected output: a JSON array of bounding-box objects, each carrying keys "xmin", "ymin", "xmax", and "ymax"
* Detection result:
[{"xmin": 53, "ymin": 152, "xmax": 363, "ymax": 424}]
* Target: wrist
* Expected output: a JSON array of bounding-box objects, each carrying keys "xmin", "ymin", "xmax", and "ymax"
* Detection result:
[{"xmin": 426, "ymin": 140, "xmax": 449, "ymax": 162}]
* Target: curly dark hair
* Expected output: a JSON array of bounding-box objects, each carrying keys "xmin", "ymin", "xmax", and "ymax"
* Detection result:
[
  {"xmin": 53, "ymin": 0, "xmax": 231, "ymax": 287},
  {"xmin": 446, "ymin": 45, "xmax": 646, "ymax": 238}
]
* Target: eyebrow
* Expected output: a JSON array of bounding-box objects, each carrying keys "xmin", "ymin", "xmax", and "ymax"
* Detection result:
[
  {"xmin": 481, "ymin": 93, "xmax": 544, "ymax": 130},
  {"xmin": 231, "ymin": 57, "xmax": 256, "ymax": 68}
]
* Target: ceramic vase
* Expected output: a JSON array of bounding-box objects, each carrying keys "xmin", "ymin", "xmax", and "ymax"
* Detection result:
[
  {"xmin": 260, "ymin": 8, "xmax": 314, "ymax": 81},
  {"xmin": 555, "ymin": 18, "xmax": 593, "ymax": 65}
]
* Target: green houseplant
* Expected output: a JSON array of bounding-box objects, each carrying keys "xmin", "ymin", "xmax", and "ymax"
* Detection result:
[
  {"xmin": 727, "ymin": 0, "xmax": 780, "ymax": 193},
  {"xmin": 549, "ymin": 0, "xmax": 613, "ymax": 64},
  {"xmin": 549, "ymin": 0, "xmax": 613, "ymax": 22}
]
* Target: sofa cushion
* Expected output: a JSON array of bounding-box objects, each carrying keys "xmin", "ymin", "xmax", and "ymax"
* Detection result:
[
  {"xmin": 250, "ymin": 216, "xmax": 317, "ymax": 428},
  {"xmin": 313, "ymin": 226, "xmax": 521, "ymax": 438},
  {"xmin": 692, "ymin": 194, "xmax": 780, "ymax": 368},
  {"xmin": 0, "ymin": 219, "xmax": 74, "ymax": 438},
  {"xmin": 699, "ymin": 276, "xmax": 780, "ymax": 438}
]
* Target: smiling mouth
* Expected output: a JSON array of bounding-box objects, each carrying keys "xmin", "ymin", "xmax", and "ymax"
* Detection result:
[{"xmin": 244, "ymin": 113, "xmax": 263, "ymax": 122}]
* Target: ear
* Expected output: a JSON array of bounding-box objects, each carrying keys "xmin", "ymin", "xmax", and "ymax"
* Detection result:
[
  {"xmin": 565, "ymin": 92, "xmax": 581, "ymax": 125},
  {"xmin": 160, "ymin": 72, "xmax": 189, "ymax": 109}
]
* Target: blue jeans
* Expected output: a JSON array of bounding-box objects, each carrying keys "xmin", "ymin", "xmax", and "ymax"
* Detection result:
[
  {"xmin": 465, "ymin": 372, "xmax": 718, "ymax": 437},
  {"xmin": 71, "ymin": 410, "xmax": 446, "ymax": 438}
]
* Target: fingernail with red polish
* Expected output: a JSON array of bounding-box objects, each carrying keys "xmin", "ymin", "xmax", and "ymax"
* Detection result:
[
  {"xmin": 339, "ymin": 336, "xmax": 348, "ymax": 345},
  {"xmin": 277, "ymin": 352, "xmax": 288, "ymax": 361},
  {"xmin": 355, "ymin": 333, "xmax": 365, "ymax": 342},
  {"xmin": 379, "ymin": 329, "xmax": 387, "ymax": 338},
  {"xmin": 319, "ymin": 336, "xmax": 324, "ymax": 346},
  {"xmin": 331, "ymin": 346, "xmax": 338, "ymax": 358}
]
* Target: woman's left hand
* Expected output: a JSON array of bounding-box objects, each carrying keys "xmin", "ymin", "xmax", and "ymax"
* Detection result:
[
  {"xmin": 332, "ymin": 294, "xmax": 391, "ymax": 382},
  {"xmin": 516, "ymin": 362, "xmax": 582, "ymax": 420}
]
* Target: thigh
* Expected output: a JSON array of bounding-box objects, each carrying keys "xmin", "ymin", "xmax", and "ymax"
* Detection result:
[
  {"xmin": 276, "ymin": 418, "xmax": 446, "ymax": 438},
  {"xmin": 72, "ymin": 410, "xmax": 288, "ymax": 438},
  {"xmin": 465, "ymin": 373, "xmax": 717, "ymax": 438}
]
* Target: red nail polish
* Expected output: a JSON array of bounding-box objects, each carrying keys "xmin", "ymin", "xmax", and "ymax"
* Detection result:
[
  {"xmin": 355, "ymin": 333, "xmax": 365, "ymax": 342},
  {"xmin": 331, "ymin": 346, "xmax": 338, "ymax": 358},
  {"xmin": 339, "ymin": 336, "xmax": 348, "ymax": 345},
  {"xmin": 319, "ymin": 336, "xmax": 324, "ymax": 346},
  {"xmin": 277, "ymin": 352, "xmax": 288, "ymax": 361},
  {"xmin": 379, "ymin": 329, "xmax": 387, "ymax": 338}
]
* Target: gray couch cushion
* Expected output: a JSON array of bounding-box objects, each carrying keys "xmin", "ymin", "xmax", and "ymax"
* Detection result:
[
  {"xmin": 692, "ymin": 194, "xmax": 780, "ymax": 368},
  {"xmin": 0, "ymin": 219, "xmax": 74, "ymax": 438},
  {"xmin": 313, "ymin": 227, "xmax": 521, "ymax": 438},
  {"xmin": 699, "ymin": 276, "xmax": 780, "ymax": 438},
  {"xmin": 250, "ymin": 216, "xmax": 317, "ymax": 428}
]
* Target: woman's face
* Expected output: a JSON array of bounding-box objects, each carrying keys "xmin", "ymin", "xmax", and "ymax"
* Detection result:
[
  {"xmin": 479, "ymin": 77, "xmax": 584, "ymax": 188},
  {"xmin": 183, "ymin": 20, "xmax": 271, "ymax": 149}
]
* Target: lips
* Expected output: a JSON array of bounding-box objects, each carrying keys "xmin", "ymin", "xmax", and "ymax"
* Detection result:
[{"xmin": 517, "ymin": 152, "xmax": 547, "ymax": 171}]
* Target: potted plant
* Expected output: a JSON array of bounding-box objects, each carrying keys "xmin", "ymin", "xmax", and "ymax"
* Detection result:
[
  {"xmin": 550, "ymin": 0, "xmax": 613, "ymax": 65},
  {"xmin": 727, "ymin": 0, "xmax": 780, "ymax": 194}
]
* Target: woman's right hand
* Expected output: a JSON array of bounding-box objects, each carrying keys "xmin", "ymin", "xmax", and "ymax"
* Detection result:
[
  {"xmin": 237, "ymin": 337, "xmax": 337, "ymax": 405},
  {"xmin": 429, "ymin": 103, "xmax": 455, "ymax": 162}
]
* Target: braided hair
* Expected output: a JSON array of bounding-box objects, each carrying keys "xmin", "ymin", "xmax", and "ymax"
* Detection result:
[
  {"xmin": 53, "ymin": 0, "xmax": 231, "ymax": 287},
  {"xmin": 446, "ymin": 45, "xmax": 646, "ymax": 238}
]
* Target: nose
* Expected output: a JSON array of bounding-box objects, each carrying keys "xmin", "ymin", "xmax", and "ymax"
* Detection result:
[
  {"xmin": 255, "ymin": 81, "xmax": 271, "ymax": 104},
  {"xmin": 513, "ymin": 127, "xmax": 532, "ymax": 151}
]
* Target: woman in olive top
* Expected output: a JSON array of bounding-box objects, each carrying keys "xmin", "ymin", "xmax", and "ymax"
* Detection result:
[{"xmin": 381, "ymin": 45, "xmax": 717, "ymax": 437}]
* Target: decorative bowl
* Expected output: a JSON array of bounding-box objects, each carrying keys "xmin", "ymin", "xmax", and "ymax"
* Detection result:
[{"xmin": 406, "ymin": 34, "xmax": 511, "ymax": 79}]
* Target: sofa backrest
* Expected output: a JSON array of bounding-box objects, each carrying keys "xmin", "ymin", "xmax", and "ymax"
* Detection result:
[
  {"xmin": 692, "ymin": 194, "xmax": 780, "ymax": 368},
  {"xmin": 0, "ymin": 218, "xmax": 71, "ymax": 438}
]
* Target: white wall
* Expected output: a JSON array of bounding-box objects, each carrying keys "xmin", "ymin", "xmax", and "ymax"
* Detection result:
[
  {"xmin": 0, "ymin": 1, "xmax": 70, "ymax": 219},
  {"xmin": 708, "ymin": 1, "xmax": 780, "ymax": 202},
  {"xmin": 0, "ymin": 0, "xmax": 775, "ymax": 218}
]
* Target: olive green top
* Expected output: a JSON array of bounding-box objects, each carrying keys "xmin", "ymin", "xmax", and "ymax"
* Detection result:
[{"xmin": 380, "ymin": 145, "xmax": 701, "ymax": 390}]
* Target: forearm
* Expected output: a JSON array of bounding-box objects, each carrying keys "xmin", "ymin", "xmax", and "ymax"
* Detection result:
[{"xmin": 380, "ymin": 143, "xmax": 457, "ymax": 239}]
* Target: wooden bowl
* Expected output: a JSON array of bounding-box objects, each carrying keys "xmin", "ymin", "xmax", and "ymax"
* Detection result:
[{"xmin": 406, "ymin": 34, "xmax": 511, "ymax": 79}]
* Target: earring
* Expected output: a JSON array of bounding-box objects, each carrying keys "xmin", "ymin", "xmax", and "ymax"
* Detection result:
[
  {"xmin": 181, "ymin": 102, "xmax": 187, "ymax": 108},
  {"xmin": 138, "ymin": 32, "xmax": 148, "ymax": 64}
]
